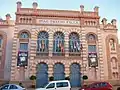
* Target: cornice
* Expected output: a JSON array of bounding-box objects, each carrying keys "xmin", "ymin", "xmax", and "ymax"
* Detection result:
[{"xmin": 16, "ymin": 8, "xmax": 99, "ymax": 19}]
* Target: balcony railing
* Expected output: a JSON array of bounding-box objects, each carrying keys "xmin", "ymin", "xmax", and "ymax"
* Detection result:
[
  {"xmin": 52, "ymin": 52, "xmax": 65, "ymax": 56},
  {"xmin": 69, "ymin": 52, "xmax": 81, "ymax": 56},
  {"xmin": 36, "ymin": 51, "xmax": 49, "ymax": 56}
]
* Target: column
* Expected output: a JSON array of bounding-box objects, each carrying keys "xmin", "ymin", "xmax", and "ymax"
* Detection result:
[
  {"xmin": 48, "ymin": 64, "xmax": 53, "ymax": 77},
  {"xmin": 65, "ymin": 31, "xmax": 69, "ymax": 57},
  {"xmin": 29, "ymin": 28, "xmax": 37, "ymax": 77},
  {"xmin": 11, "ymin": 27, "xmax": 19, "ymax": 80},
  {"xmin": 81, "ymin": 28, "xmax": 88, "ymax": 76},
  {"xmin": 97, "ymin": 28, "xmax": 104, "ymax": 80},
  {"xmin": 49, "ymin": 31, "xmax": 53, "ymax": 57}
]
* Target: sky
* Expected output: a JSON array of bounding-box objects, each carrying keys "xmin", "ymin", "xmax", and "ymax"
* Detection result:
[{"xmin": 0, "ymin": 0, "xmax": 120, "ymax": 41}]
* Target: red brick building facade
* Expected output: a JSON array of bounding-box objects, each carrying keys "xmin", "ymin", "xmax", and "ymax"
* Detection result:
[{"xmin": 0, "ymin": 1, "xmax": 120, "ymax": 87}]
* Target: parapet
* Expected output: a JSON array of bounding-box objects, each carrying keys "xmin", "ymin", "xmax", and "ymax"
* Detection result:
[
  {"xmin": 101, "ymin": 18, "xmax": 117, "ymax": 30},
  {"xmin": 80, "ymin": 5, "xmax": 99, "ymax": 13},
  {"xmin": 0, "ymin": 14, "xmax": 14, "ymax": 26},
  {"xmin": 15, "ymin": 2, "xmax": 100, "ymax": 19}
]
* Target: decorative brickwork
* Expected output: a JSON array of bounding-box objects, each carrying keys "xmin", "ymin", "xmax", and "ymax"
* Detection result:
[{"xmin": 0, "ymin": 2, "xmax": 119, "ymax": 83}]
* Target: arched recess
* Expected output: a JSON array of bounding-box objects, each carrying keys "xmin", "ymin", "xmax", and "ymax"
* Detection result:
[
  {"xmin": 0, "ymin": 31, "xmax": 7, "ymax": 78},
  {"xmin": 17, "ymin": 30, "xmax": 30, "ymax": 67},
  {"xmin": 17, "ymin": 30, "xmax": 31, "ymax": 38},
  {"xmin": 70, "ymin": 63, "xmax": 81, "ymax": 87},
  {"xmin": 36, "ymin": 63, "xmax": 48, "ymax": 88},
  {"xmin": 111, "ymin": 57, "xmax": 118, "ymax": 69},
  {"xmin": 53, "ymin": 63, "xmax": 65, "ymax": 80},
  {"xmin": 105, "ymin": 34, "xmax": 119, "ymax": 79},
  {"xmin": 106, "ymin": 35, "xmax": 119, "ymax": 48},
  {"xmin": 86, "ymin": 32, "xmax": 98, "ymax": 69},
  {"xmin": 109, "ymin": 38, "xmax": 116, "ymax": 50}
]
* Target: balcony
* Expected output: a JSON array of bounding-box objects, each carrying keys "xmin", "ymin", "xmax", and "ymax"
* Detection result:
[
  {"xmin": 36, "ymin": 52, "xmax": 49, "ymax": 56},
  {"xmin": 69, "ymin": 52, "xmax": 81, "ymax": 56},
  {"xmin": 52, "ymin": 52, "xmax": 65, "ymax": 56}
]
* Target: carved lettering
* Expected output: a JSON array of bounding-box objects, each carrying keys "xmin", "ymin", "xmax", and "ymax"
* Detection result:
[{"xmin": 36, "ymin": 19, "xmax": 80, "ymax": 25}]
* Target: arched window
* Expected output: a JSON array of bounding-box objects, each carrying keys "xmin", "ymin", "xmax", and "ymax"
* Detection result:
[
  {"xmin": 20, "ymin": 32, "xmax": 29, "ymax": 38},
  {"xmin": 53, "ymin": 31, "xmax": 64, "ymax": 56},
  {"xmin": 88, "ymin": 34, "xmax": 96, "ymax": 41},
  {"xmin": 109, "ymin": 39, "xmax": 115, "ymax": 50},
  {"xmin": 69, "ymin": 32, "xmax": 80, "ymax": 53},
  {"xmin": 19, "ymin": 32, "xmax": 29, "ymax": 51},
  {"xmin": 37, "ymin": 31, "xmax": 49, "ymax": 55}
]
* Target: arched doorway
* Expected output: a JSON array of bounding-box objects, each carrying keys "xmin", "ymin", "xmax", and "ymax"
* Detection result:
[
  {"xmin": 53, "ymin": 63, "xmax": 65, "ymax": 80},
  {"xmin": 36, "ymin": 63, "xmax": 48, "ymax": 88},
  {"xmin": 70, "ymin": 63, "xmax": 81, "ymax": 87}
]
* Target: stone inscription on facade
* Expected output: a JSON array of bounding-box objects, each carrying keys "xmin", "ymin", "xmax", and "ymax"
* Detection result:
[{"xmin": 36, "ymin": 19, "xmax": 80, "ymax": 25}]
